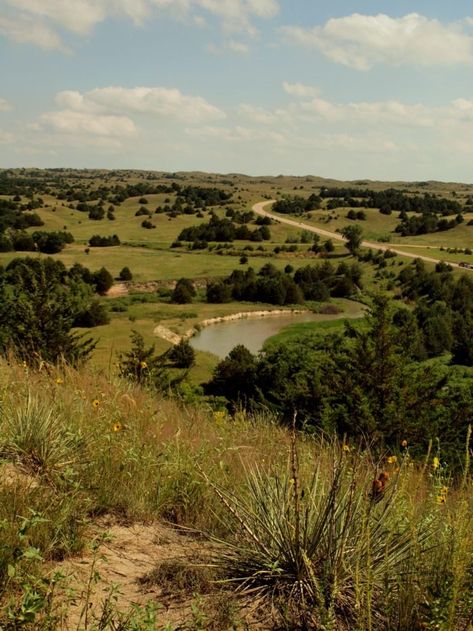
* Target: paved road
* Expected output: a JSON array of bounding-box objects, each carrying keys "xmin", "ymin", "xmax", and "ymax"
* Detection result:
[{"xmin": 253, "ymin": 200, "xmax": 470, "ymax": 270}]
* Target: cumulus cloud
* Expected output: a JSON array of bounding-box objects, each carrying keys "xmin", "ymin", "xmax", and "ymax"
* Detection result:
[
  {"xmin": 185, "ymin": 124, "xmax": 286, "ymax": 144},
  {"xmin": 0, "ymin": 98, "xmax": 11, "ymax": 111},
  {"xmin": 39, "ymin": 110, "xmax": 136, "ymax": 137},
  {"xmin": 299, "ymin": 97, "xmax": 434, "ymax": 127},
  {"xmin": 0, "ymin": 13, "xmax": 69, "ymax": 51},
  {"xmin": 56, "ymin": 86, "xmax": 225, "ymax": 124},
  {"xmin": 1, "ymin": 0, "xmax": 279, "ymax": 50},
  {"xmin": 283, "ymin": 82, "xmax": 319, "ymax": 98},
  {"xmin": 207, "ymin": 39, "xmax": 250, "ymax": 55},
  {"xmin": 282, "ymin": 13, "xmax": 473, "ymax": 70},
  {"xmin": 0, "ymin": 130, "xmax": 13, "ymax": 142}
]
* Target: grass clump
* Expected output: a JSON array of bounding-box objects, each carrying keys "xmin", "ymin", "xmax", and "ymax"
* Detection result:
[{"xmin": 1, "ymin": 392, "xmax": 84, "ymax": 476}]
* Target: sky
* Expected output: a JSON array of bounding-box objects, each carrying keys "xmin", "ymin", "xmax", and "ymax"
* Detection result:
[{"xmin": 2, "ymin": 1, "xmax": 473, "ymax": 181}]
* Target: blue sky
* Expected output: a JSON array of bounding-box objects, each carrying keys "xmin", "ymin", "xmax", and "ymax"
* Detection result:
[{"xmin": 1, "ymin": 0, "xmax": 473, "ymax": 181}]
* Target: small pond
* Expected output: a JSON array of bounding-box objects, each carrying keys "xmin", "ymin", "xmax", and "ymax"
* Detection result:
[{"xmin": 190, "ymin": 311, "xmax": 343, "ymax": 359}]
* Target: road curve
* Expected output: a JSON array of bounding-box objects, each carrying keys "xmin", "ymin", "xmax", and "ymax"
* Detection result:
[{"xmin": 253, "ymin": 200, "xmax": 470, "ymax": 270}]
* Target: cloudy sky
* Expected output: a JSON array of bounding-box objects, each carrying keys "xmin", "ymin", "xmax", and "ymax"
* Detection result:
[{"xmin": 2, "ymin": 0, "xmax": 473, "ymax": 180}]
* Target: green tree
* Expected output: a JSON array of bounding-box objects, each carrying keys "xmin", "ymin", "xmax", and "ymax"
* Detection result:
[
  {"xmin": 119, "ymin": 266, "xmax": 133, "ymax": 281},
  {"xmin": 168, "ymin": 339, "xmax": 195, "ymax": 368},
  {"xmin": 205, "ymin": 345, "xmax": 257, "ymax": 404},
  {"xmin": 340, "ymin": 224, "xmax": 363, "ymax": 254},
  {"xmin": 0, "ymin": 258, "xmax": 95, "ymax": 365},
  {"xmin": 171, "ymin": 278, "xmax": 196, "ymax": 304},
  {"xmin": 93, "ymin": 267, "xmax": 114, "ymax": 295}
]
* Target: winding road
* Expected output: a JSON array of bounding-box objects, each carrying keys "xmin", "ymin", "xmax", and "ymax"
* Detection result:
[{"xmin": 253, "ymin": 200, "xmax": 470, "ymax": 270}]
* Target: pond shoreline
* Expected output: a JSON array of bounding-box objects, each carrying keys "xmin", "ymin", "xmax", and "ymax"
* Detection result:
[{"xmin": 154, "ymin": 308, "xmax": 310, "ymax": 345}]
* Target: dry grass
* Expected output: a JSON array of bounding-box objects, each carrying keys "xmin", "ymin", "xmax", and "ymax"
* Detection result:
[{"xmin": 0, "ymin": 359, "xmax": 472, "ymax": 629}]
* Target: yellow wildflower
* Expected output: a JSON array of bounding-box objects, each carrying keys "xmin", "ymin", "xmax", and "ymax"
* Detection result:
[
  {"xmin": 92, "ymin": 399, "xmax": 100, "ymax": 410},
  {"xmin": 432, "ymin": 457, "xmax": 440, "ymax": 470},
  {"xmin": 436, "ymin": 495, "xmax": 446, "ymax": 505},
  {"xmin": 112, "ymin": 421, "xmax": 122, "ymax": 433},
  {"xmin": 441, "ymin": 486, "xmax": 449, "ymax": 495},
  {"xmin": 342, "ymin": 444, "xmax": 350, "ymax": 452},
  {"xmin": 213, "ymin": 410, "xmax": 226, "ymax": 424},
  {"xmin": 55, "ymin": 377, "xmax": 63, "ymax": 385},
  {"xmin": 401, "ymin": 439, "xmax": 408, "ymax": 449},
  {"xmin": 387, "ymin": 455, "xmax": 397, "ymax": 465},
  {"xmin": 140, "ymin": 361, "xmax": 148, "ymax": 369}
]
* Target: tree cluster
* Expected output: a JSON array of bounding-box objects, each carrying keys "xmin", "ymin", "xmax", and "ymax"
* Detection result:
[
  {"xmin": 206, "ymin": 261, "xmax": 362, "ymax": 306},
  {"xmin": 178, "ymin": 216, "xmax": 270, "ymax": 243},
  {"xmin": 272, "ymin": 194, "xmax": 321, "ymax": 215}
]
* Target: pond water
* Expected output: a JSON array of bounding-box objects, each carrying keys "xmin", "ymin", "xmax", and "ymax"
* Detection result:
[{"xmin": 190, "ymin": 311, "xmax": 341, "ymax": 359}]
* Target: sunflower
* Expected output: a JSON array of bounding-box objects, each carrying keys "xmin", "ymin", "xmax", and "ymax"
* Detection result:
[
  {"xmin": 112, "ymin": 421, "xmax": 123, "ymax": 433},
  {"xmin": 92, "ymin": 399, "xmax": 101, "ymax": 409}
]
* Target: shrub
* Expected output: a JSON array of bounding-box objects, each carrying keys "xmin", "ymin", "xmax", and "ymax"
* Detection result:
[
  {"xmin": 119, "ymin": 266, "xmax": 133, "ymax": 281},
  {"xmin": 171, "ymin": 278, "xmax": 196, "ymax": 304},
  {"xmin": 93, "ymin": 267, "xmax": 114, "ymax": 295},
  {"xmin": 168, "ymin": 339, "xmax": 195, "ymax": 368}
]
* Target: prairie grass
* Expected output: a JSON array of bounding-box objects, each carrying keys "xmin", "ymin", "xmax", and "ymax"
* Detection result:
[{"xmin": 0, "ymin": 360, "xmax": 471, "ymax": 629}]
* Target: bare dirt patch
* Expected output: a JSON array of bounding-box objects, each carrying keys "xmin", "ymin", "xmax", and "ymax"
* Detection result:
[{"xmin": 56, "ymin": 517, "xmax": 267, "ymax": 630}]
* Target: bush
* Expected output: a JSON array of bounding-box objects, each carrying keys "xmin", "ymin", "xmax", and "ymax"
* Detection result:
[
  {"xmin": 73, "ymin": 300, "xmax": 110, "ymax": 327},
  {"xmin": 171, "ymin": 278, "xmax": 195, "ymax": 304},
  {"xmin": 93, "ymin": 267, "xmax": 114, "ymax": 295},
  {"xmin": 119, "ymin": 266, "xmax": 133, "ymax": 281},
  {"xmin": 168, "ymin": 339, "xmax": 195, "ymax": 368}
]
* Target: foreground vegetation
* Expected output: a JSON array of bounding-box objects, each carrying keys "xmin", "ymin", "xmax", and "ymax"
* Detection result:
[{"xmin": 0, "ymin": 360, "xmax": 472, "ymax": 630}]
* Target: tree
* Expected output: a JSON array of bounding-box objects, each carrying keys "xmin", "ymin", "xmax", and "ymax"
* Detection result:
[
  {"xmin": 171, "ymin": 278, "xmax": 196, "ymax": 304},
  {"xmin": 340, "ymin": 224, "xmax": 363, "ymax": 254},
  {"xmin": 93, "ymin": 267, "xmax": 114, "ymax": 295},
  {"xmin": 0, "ymin": 258, "xmax": 95, "ymax": 365},
  {"xmin": 205, "ymin": 345, "xmax": 257, "ymax": 404},
  {"xmin": 168, "ymin": 339, "xmax": 195, "ymax": 368},
  {"xmin": 119, "ymin": 266, "xmax": 133, "ymax": 281}
]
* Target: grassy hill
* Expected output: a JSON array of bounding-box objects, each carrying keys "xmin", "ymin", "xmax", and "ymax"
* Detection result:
[{"xmin": 0, "ymin": 358, "xmax": 472, "ymax": 630}]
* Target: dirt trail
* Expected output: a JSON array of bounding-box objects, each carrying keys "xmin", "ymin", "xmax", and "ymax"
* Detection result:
[
  {"xmin": 253, "ymin": 200, "xmax": 471, "ymax": 270},
  {"xmin": 56, "ymin": 519, "xmax": 210, "ymax": 629}
]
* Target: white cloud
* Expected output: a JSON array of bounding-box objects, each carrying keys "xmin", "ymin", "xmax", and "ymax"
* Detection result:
[
  {"xmin": 207, "ymin": 39, "xmax": 250, "ymax": 55},
  {"xmin": 282, "ymin": 13, "xmax": 473, "ymax": 70},
  {"xmin": 59, "ymin": 86, "xmax": 226, "ymax": 124},
  {"xmin": 283, "ymin": 82, "xmax": 319, "ymax": 98},
  {"xmin": 0, "ymin": 130, "xmax": 13, "ymax": 142},
  {"xmin": 299, "ymin": 97, "xmax": 434, "ymax": 127},
  {"xmin": 0, "ymin": 13, "xmax": 69, "ymax": 51},
  {"xmin": 185, "ymin": 124, "xmax": 286, "ymax": 144},
  {"xmin": 238, "ymin": 103, "xmax": 289, "ymax": 125},
  {"xmin": 1, "ymin": 0, "xmax": 279, "ymax": 50},
  {"xmin": 0, "ymin": 98, "xmax": 11, "ymax": 111},
  {"xmin": 39, "ymin": 110, "xmax": 136, "ymax": 137}
]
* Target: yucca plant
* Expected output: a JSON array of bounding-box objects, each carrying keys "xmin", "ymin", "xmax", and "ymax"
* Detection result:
[
  {"xmin": 207, "ymin": 434, "xmax": 436, "ymax": 630},
  {"xmin": 0, "ymin": 391, "xmax": 84, "ymax": 475}
]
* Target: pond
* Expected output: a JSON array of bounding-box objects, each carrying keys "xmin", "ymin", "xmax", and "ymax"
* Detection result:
[{"xmin": 189, "ymin": 311, "xmax": 344, "ymax": 359}]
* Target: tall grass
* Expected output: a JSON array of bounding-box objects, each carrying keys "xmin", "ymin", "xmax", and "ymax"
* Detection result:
[{"xmin": 0, "ymin": 360, "xmax": 471, "ymax": 629}]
